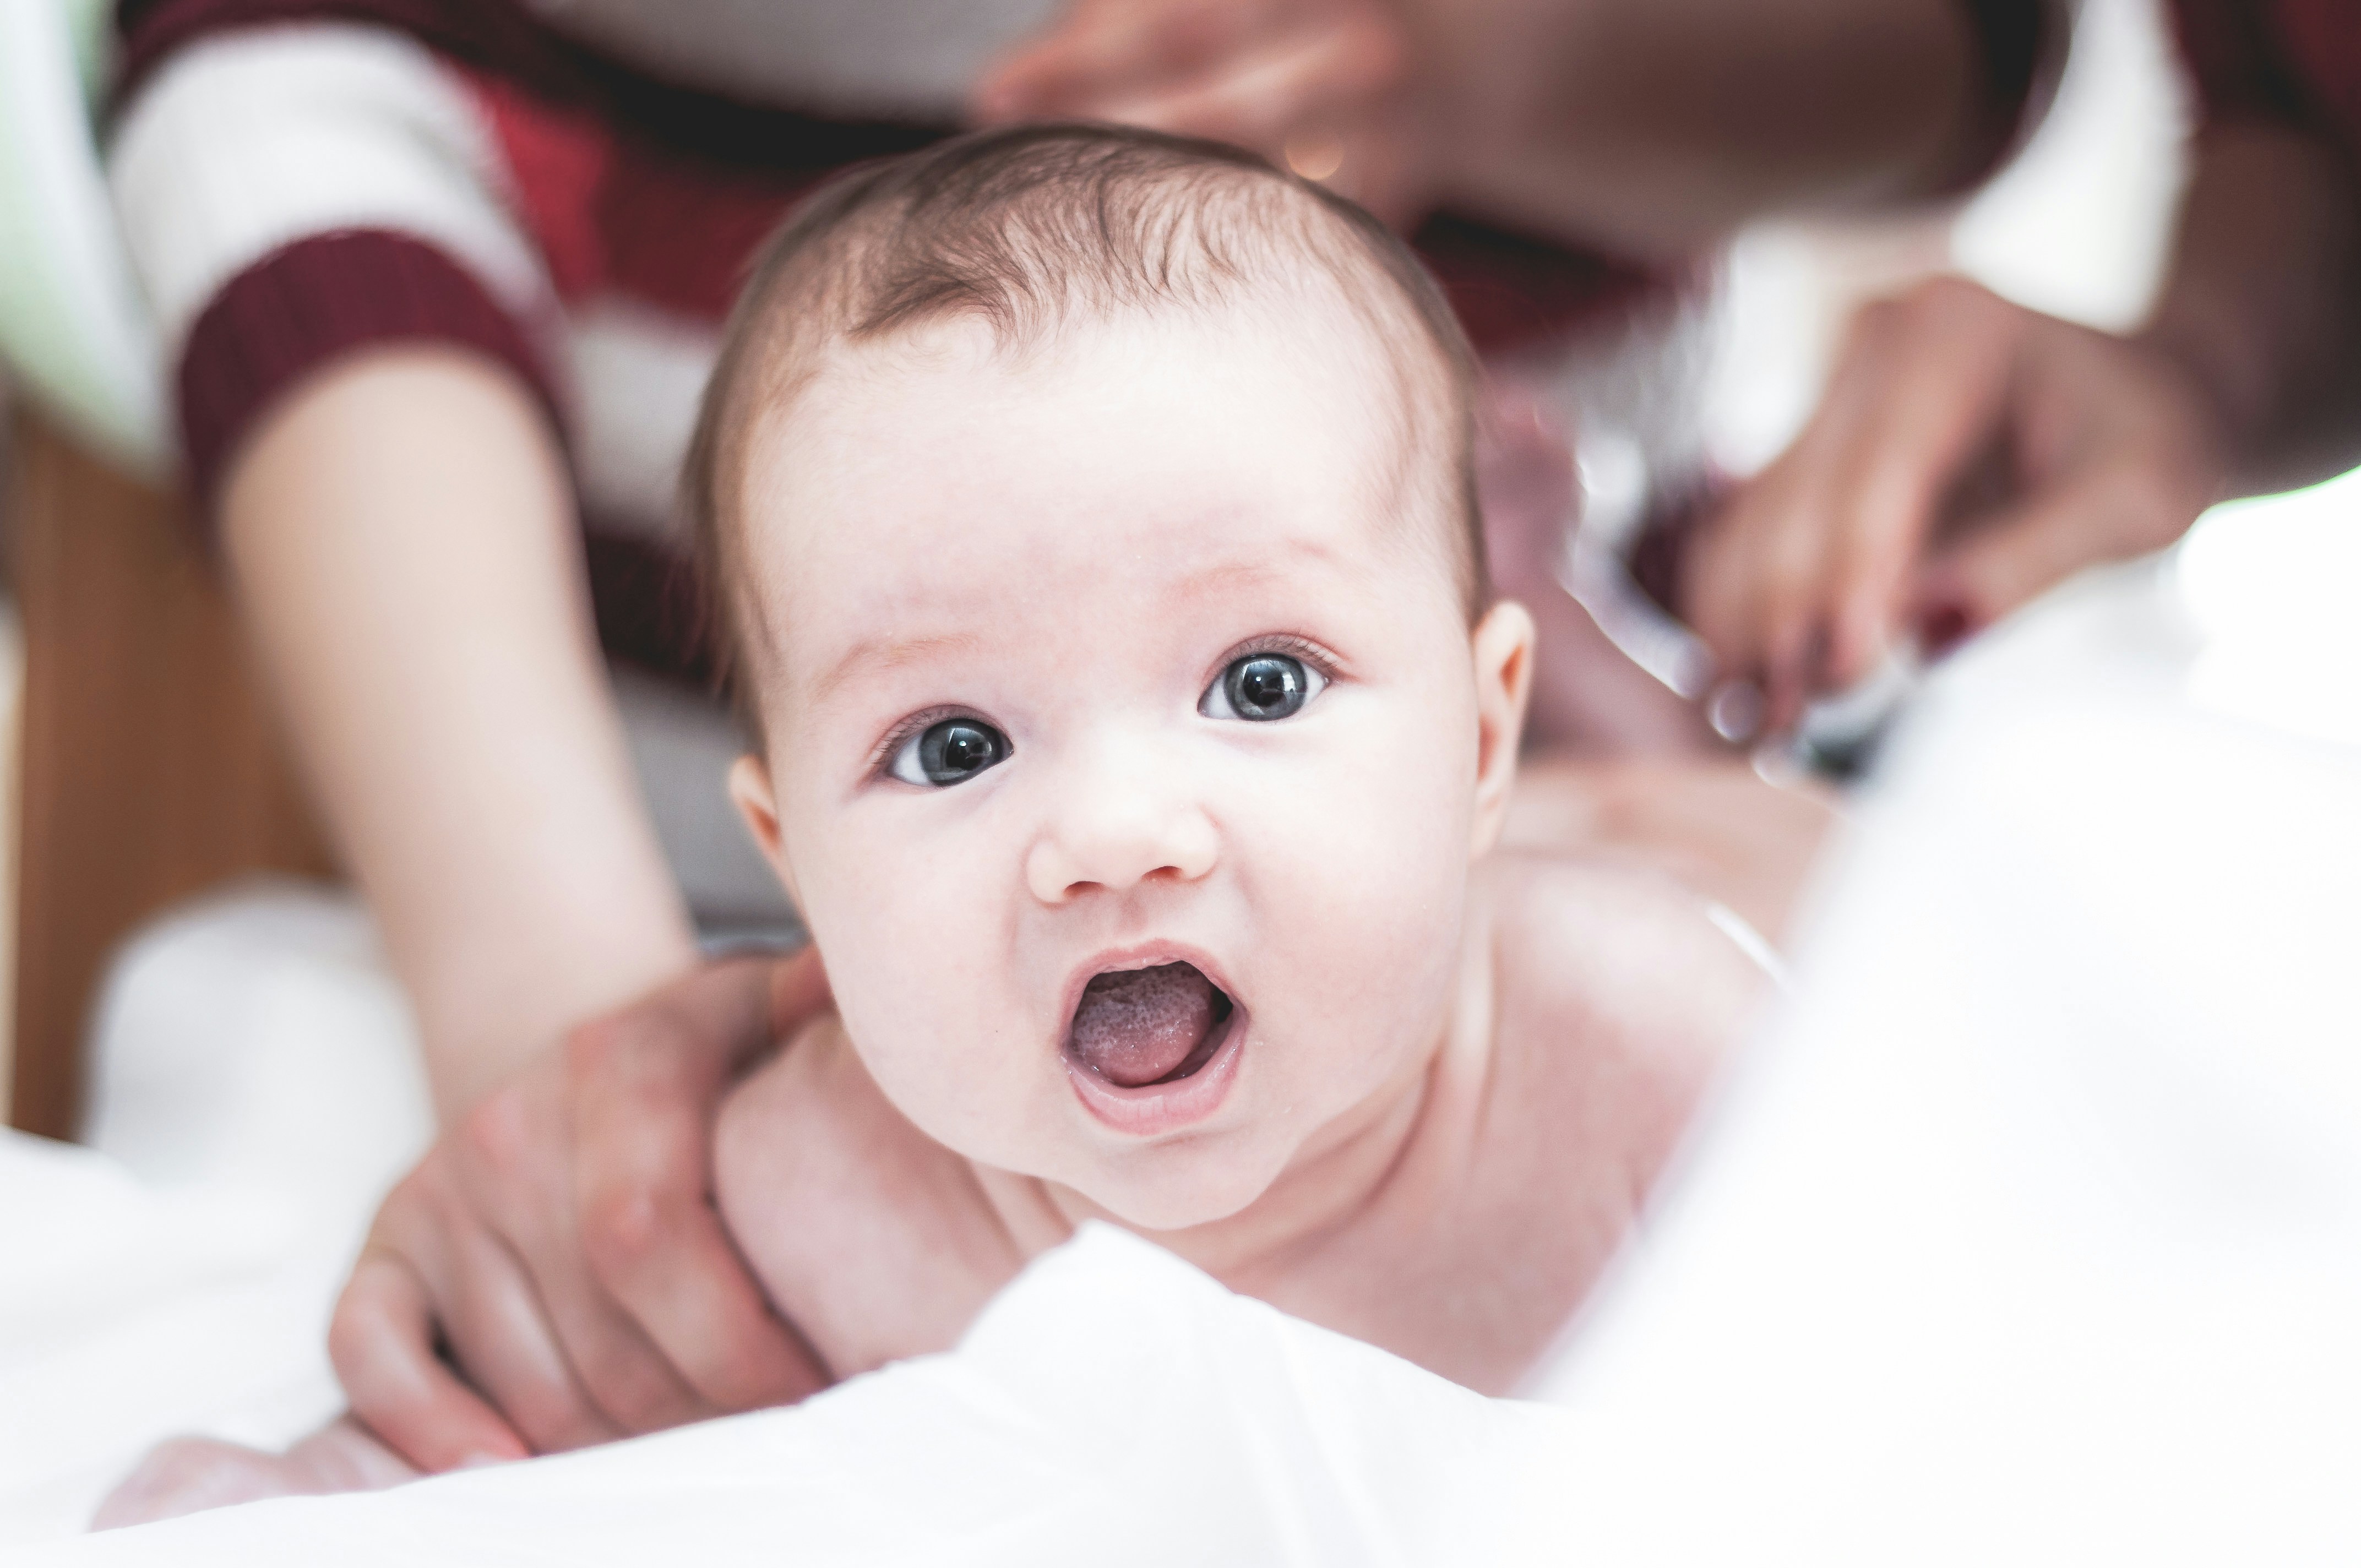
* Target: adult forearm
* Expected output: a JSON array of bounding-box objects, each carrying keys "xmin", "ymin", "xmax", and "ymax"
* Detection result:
[
  {"xmin": 1422, "ymin": 0, "xmax": 1987, "ymax": 260},
  {"xmin": 221, "ymin": 349, "xmax": 698, "ymax": 1117},
  {"xmin": 2139, "ymin": 123, "xmax": 2361, "ymax": 497}
]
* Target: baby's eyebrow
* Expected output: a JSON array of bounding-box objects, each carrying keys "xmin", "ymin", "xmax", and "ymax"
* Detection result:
[
  {"xmin": 800, "ymin": 546, "xmax": 1345, "ymax": 705},
  {"xmin": 1167, "ymin": 558, "xmax": 1294, "ymax": 598},
  {"xmin": 808, "ymin": 630, "xmax": 984, "ymax": 705}
]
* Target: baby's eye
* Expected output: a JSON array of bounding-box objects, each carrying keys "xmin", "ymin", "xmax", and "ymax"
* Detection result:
[
  {"xmin": 888, "ymin": 716, "xmax": 1009, "ymax": 787},
  {"xmin": 1200, "ymin": 653, "xmax": 1325, "ymax": 722}
]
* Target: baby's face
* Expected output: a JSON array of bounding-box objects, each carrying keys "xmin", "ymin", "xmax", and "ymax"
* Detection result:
[{"xmin": 731, "ymin": 302, "xmax": 1530, "ymax": 1231}]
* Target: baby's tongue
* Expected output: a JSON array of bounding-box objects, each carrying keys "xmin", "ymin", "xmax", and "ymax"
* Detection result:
[{"xmin": 1068, "ymin": 962, "xmax": 1223, "ymax": 1088}]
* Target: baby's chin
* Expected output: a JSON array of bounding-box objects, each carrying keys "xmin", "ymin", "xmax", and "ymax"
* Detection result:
[{"xmin": 1046, "ymin": 1128, "xmax": 1296, "ymax": 1236}]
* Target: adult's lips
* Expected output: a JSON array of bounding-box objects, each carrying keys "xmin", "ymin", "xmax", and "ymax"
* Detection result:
[{"xmin": 1065, "ymin": 961, "xmax": 1234, "ymax": 1088}]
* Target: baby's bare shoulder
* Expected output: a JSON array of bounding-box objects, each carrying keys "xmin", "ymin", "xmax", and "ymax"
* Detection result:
[
  {"xmin": 1478, "ymin": 850, "xmax": 1774, "ymax": 1126},
  {"xmin": 714, "ymin": 1015, "xmax": 1021, "ymax": 1382},
  {"xmin": 1305, "ymin": 856, "xmax": 1774, "ymax": 1391}
]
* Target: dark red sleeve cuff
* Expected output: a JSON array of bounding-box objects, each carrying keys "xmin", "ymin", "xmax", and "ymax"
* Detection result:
[{"xmin": 177, "ymin": 228, "xmax": 560, "ymax": 527}]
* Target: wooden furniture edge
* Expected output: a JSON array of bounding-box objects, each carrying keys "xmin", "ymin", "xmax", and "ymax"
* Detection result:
[{"xmin": 5, "ymin": 410, "xmax": 334, "ymax": 1140}]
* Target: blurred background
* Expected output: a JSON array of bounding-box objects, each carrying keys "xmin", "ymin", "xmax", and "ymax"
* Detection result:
[
  {"xmin": 1, "ymin": 0, "xmax": 2355, "ymax": 1129},
  {"xmin": 1704, "ymin": 0, "xmax": 2359, "ymax": 759}
]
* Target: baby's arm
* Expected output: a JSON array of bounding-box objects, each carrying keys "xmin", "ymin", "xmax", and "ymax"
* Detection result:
[
  {"xmin": 93, "ymin": 1420, "xmax": 416, "ymax": 1531},
  {"xmin": 714, "ymin": 1015, "xmax": 1026, "ymax": 1382}
]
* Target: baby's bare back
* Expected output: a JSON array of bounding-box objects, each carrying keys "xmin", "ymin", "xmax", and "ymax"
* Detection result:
[{"xmin": 714, "ymin": 853, "xmax": 1769, "ymax": 1396}]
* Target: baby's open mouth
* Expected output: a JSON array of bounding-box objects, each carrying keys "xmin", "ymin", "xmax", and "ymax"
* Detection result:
[{"xmin": 1065, "ymin": 962, "xmax": 1236, "ymax": 1088}]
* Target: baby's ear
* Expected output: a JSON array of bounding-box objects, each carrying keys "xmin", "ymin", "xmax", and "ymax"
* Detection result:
[
  {"xmin": 728, "ymin": 754, "xmax": 802, "ymax": 905},
  {"xmin": 1468, "ymin": 601, "xmax": 1536, "ymax": 856}
]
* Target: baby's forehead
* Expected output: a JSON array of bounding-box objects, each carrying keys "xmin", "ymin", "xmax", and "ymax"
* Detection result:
[
  {"xmin": 782, "ymin": 281, "xmax": 1434, "ymax": 438},
  {"xmin": 737, "ymin": 300, "xmax": 1465, "ymax": 656}
]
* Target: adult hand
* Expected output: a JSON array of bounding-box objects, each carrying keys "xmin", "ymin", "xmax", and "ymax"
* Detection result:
[
  {"xmin": 328, "ymin": 950, "xmax": 833, "ymax": 1469},
  {"xmin": 974, "ymin": 0, "xmax": 1437, "ymax": 224},
  {"xmin": 1686, "ymin": 277, "xmax": 2228, "ymax": 732}
]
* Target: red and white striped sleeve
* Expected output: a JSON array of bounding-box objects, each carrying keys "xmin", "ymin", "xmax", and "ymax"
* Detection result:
[{"xmin": 106, "ymin": 21, "xmax": 567, "ymax": 515}]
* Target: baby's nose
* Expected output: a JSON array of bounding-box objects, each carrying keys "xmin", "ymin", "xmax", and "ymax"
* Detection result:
[{"xmin": 1024, "ymin": 742, "xmax": 1216, "ymax": 905}]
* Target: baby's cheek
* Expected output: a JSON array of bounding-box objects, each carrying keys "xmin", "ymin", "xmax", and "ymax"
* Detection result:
[
  {"xmin": 791, "ymin": 857, "xmax": 977, "ymax": 1106},
  {"xmin": 1301, "ymin": 694, "xmax": 1473, "ymax": 908},
  {"xmin": 827, "ymin": 945, "xmax": 971, "ymax": 1107},
  {"xmin": 1242, "ymin": 715, "xmax": 1471, "ymax": 1073},
  {"xmin": 821, "ymin": 913, "xmax": 1042, "ymax": 1164}
]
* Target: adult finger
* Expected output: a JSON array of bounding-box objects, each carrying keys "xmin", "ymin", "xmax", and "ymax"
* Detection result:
[
  {"xmin": 584, "ymin": 1179, "xmax": 828, "ymax": 1412},
  {"xmin": 974, "ymin": 6, "xmax": 1172, "ymax": 119},
  {"xmin": 1692, "ymin": 297, "xmax": 1911, "ymax": 701},
  {"xmin": 453, "ymin": 1066, "xmax": 712, "ymax": 1436},
  {"xmin": 501, "ymin": 1213, "xmax": 712, "ymax": 1435},
  {"xmin": 1717, "ymin": 282, "xmax": 2018, "ymax": 723},
  {"xmin": 1816, "ymin": 281, "xmax": 2023, "ymax": 689},
  {"xmin": 1683, "ymin": 481, "xmax": 1776, "ymax": 683},
  {"xmin": 1754, "ymin": 291, "xmax": 1951, "ymax": 715},
  {"xmin": 1087, "ymin": 22, "xmax": 1405, "ymax": 158},
  {"xmin": 1736, "ymin": 395, "xmax": 1879, "ymax": 727},
  {"xmin": 330, "ymin": 1251, "xmax": 529, "ymax": 1473},
  {"xmin": 977, "ymin": 0, "xmax": 1265, "ymax": 120},
  {"xmin": 1755, "ymin": 526, "xmax": 1838, "ymax": 734},
  {"xmin": 371, "ymin": 1125, "xmax": 624, "ymax": 1456},
  {"xmin": 423, "ymin": 1218, "xmax": 625, "ymax": 1455},
  {"xmin": 571, "ymin": 962, "xmax": 830, "ymax": 1411}
]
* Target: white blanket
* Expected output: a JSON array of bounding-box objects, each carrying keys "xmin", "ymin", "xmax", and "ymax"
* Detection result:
[
  {"xmin": 0, "ymin": 1134, "xmax": 351, "ymax": 1545},
  {"xmin": 8, "ymin": 1223, "xmax": 1574, "ymax": 1567},
  {"xmin": 2, "ymin": 894, "xmax": 430, "ymax": 1544}
]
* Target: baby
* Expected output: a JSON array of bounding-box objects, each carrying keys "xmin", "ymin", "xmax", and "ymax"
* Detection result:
[
  {"xmin": 689, "ymin": 123, "xmax": 1766, "ymax": 1394},
  {"xmin": 102, "ymin": 123, "xmax": 1767, "ymax": 1522}
]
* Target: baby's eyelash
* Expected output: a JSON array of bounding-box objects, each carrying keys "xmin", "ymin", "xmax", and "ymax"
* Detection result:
[
  {"xmin": 1215, "ymin": 633, "xmax": 1343, "ymax": 683},
  {"xmin": 868, "ymin": 705, "xmax": 969, "ymax": 778}
]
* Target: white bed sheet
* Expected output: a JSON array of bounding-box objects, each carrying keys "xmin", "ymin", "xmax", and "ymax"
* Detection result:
[
  {"xmin": 8, "ymin": 1222, "xmax": 1574, "ymax": 1567},
  {"xmin": 2, "ymin": 892, "xmax": 431, "ymax": 1543},
  {"xmin": 1515, "ymin": 561, "xmax": 2361, "ymax": 1561},
  {"xmin": 0, "ymin": 1134, "xmax": 351, "ymax": 1544}
]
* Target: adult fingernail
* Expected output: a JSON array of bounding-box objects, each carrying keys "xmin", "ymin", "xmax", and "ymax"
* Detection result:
[
  {"xmin": 1705, "ymin": 678, "xmax": 1764, "ymax": 744},
  {"xmin": 1918, "ymin": 600, "xmax": 1973, "ymax": 656},
  {"xmin": 457, "ymin": 1451, "xmax": 518, "ymax": 1470}
]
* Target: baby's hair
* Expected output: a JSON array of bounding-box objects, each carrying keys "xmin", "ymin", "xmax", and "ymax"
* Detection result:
[{"xmin": 684, "ymin": 121, "xmax": 1487, "ymax": 710}]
